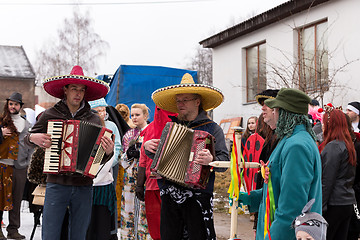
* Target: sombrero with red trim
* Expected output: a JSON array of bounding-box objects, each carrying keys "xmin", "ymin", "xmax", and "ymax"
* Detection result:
[
  {"xmin": 43, "ymin": 65, "xmax": 109, "ymax": 101},
  {"xmin": 152, "ymin": 73, "xmax": 224, "ymax": 113}
]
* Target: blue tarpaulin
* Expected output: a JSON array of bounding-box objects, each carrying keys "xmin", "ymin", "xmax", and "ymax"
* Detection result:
[
  {"xmin": 105, "ymin": 65, "xmax": 197, "ymax": 121},
  {"xmin": 95, "ymin": 74, "xmax": 112, "ymax": 83}
]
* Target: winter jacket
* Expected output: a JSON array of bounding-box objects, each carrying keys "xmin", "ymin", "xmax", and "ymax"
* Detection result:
[
  {"xmin": 353, "ymin": 137, "xmax": 360, "ymax": 204},
  {"xmin": 244, "ymin": 124, "xmax": 322, "ymax": 240},
  {"xmin": 25, "ymin": 99, "xmax": 112, "ymax": 186},
  {"xmin": 321, "ymin": 140, "xmax": 356, "ymax": 211}
]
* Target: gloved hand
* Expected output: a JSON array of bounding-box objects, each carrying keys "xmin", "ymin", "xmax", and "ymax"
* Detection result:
[
  {"xmin": 126, "ymin": 144, "xmax": 140, "ymax": 159},
  {"xmin": 136, "ymin": 167, "xmax": 146, "ymax": 201},
  {"xmin": 136, "ymin": 185, "xmax": 145, "ymax": 201}
]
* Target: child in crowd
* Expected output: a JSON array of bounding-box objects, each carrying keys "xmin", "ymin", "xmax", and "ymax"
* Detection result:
[
  {"xmin": 293, "ymin": 199, "xmax": 328, "ymax": 240},
  {"xmin": 241, "ymin": 116, "xmax": 258, "ymax": 148}
]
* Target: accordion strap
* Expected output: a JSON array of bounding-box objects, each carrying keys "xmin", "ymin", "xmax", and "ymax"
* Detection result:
[{"xmin": 190, "ymin": 120, "xmax": 214, "ymax": 129}]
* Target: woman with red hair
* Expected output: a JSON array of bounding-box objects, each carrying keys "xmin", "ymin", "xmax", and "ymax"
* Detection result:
[{"xmin": 320, "ymin": 108, "xmax": 356, "ymax": 240}]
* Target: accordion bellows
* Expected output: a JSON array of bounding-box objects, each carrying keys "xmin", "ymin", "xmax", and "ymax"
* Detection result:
[{"xmin": 151, "ymin": 122, "xmax": 215, "ymax": 189}]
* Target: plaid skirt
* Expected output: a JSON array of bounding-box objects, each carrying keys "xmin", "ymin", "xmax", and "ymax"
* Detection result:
[{"xmin": 0, "ymin": 163, "xmax": 13, "ymax": 211}]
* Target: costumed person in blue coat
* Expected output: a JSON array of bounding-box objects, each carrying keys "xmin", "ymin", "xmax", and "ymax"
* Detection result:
[{"xmin": 239, "ymin": 88, "xmax": 322, "ymax": 240}]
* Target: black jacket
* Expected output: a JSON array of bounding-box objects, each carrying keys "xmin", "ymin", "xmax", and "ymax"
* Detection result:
[
  {"xmin": 352, "ymin": 137, "xmax": 360, "ymax": 203},
  {"xmin": 25, "ymin": 99, "xmax": 112, "ymax": 186},
  {"xmin": 321, "ymin": 140, "xmax": 356, "ymax": 212}
]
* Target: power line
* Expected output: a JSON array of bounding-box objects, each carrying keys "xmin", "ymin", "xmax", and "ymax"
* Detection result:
[{"xmin": 0, "ymin": 0, "xmax": 216, "ymax": 5}]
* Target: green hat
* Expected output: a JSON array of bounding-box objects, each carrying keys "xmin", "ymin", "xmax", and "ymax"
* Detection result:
[{"xmin": 264, "ymin": 88, "xmax": 311, "ymax": 115}]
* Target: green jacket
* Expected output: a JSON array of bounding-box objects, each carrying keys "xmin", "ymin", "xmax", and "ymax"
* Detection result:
[{"xmin": 244, "ymin": 124, "xmax": 322, "ymax": 240}]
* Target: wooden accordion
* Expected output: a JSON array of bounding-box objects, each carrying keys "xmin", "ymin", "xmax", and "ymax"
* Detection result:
[
  {"xmin": 44, "ymin": 120, "xmax": 113, "ymax": 178},
  {"xmin": 150, "ymin": 122, "xmax": 215, "ymax": 189}
]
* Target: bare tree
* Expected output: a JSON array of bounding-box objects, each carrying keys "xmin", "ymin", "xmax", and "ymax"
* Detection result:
[
  {"xmin": 256, "ymin": 16, "xmax": 359, "ymax": 107},
  {"xmin": 34, "ymin": 7, "xmax": 109, "ymax": 84},
  {"xmin": 186, "ymin": 10, "xmax": 259, "ymax": 86},
  {"xmin": 185, "ymin": 46, "xmax": 213, "ymax": 85},
  {"xmin": 266, "ymin": 42, "xmax": 358, "ymax": 107}
]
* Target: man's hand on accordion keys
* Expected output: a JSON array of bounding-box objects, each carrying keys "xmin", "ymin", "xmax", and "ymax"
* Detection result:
[
  {"xmin": 194, "ymin": 148, "xmax": 213, "ymax": 165},
  {"xmin": 100, "ymin": 135, "xmax": 115, "ymax": 155},
  {"xmin": 29, "ymin": 133, "xmax": 52, "ymax": 148},
  {"xmin": 144, "ymin": 139, "xmax": 160, "ymax": 154}
]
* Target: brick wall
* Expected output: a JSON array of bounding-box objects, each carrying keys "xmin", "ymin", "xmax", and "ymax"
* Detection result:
[{"xmin": 0, "ymin": 78, "xmax": 35, "ymax": 111}]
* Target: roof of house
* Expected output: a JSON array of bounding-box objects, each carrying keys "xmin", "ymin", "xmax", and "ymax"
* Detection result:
[
  {"xmin": 200, "ymin": 0, "xmax": 330, "ymax": 48},
  {"xmin": 0, "ymin": 45, "xmax": 35, "ymax": 79}
]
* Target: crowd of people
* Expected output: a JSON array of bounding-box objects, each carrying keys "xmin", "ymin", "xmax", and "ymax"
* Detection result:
[
  {"xmin": 0, "ymin": 64, "xmax": 359, "ymax": 240},
  {"xmin": 0, "ymin": 66, "xmax": 229, "ymax": 240},
  {"xmin": 237, "ymin": 89, "xmax": 360, "ymax": 240}
]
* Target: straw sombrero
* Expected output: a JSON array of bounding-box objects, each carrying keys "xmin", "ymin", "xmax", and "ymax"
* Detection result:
[
  {"xmin": 152, "ymin": 73, "xmax": 223, "ymax": 113},
  {"xmin": 43, "ymin": 65, "xmax": 109, "ymax": 101}
]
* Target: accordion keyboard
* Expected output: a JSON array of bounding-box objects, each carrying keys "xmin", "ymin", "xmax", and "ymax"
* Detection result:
[
  {"xmin": 88, "ymin": 130, "xmax": 113, "ymax": 176},
  {"xmin": 44, "ymin": 121, "xmax": 63, "ymax": 173}
]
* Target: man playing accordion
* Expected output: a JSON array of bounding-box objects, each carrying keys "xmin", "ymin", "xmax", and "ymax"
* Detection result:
[
  {"xmin": 144, "ymin": 73, "xmax": 229, "ymax": 240},
  {"xmin": 24, "ymin": 66, "xmax": 114, "ymax": 240}
]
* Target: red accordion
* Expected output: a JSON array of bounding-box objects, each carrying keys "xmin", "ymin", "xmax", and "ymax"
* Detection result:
[
  {"xmin": 150, "ymin": 122, "xmax": 215, "ymax": 189},
  {"xmin": 44, "ymin": 120, "xmax": 113, "ymax": 178}
]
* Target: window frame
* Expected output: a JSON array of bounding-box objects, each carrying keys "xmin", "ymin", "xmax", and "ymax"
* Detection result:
[
  {"xmin": 297, "ymin": 19, "xmax": 328, "ymax": 92},
  {"xmin": 245, "ymin": 41, "xmax": 267, "ymax": 103}
]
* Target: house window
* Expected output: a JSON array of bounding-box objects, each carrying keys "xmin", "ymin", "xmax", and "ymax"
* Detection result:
[
  {"xmin": 246, "ymin": 42, "xmax": 266, "ymax": 102},
  {"xmin": 298, "ymin": 20, "xmax": 328, "ymax": 92}
]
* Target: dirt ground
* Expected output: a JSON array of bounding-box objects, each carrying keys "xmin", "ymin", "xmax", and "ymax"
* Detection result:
[
  {"xmin": 214, "ymin": 212, "xmax": 255, "ymax": 240},
  {"xmin": 213, "ymin": 170, "xmax": 256, "ymax": 240}
]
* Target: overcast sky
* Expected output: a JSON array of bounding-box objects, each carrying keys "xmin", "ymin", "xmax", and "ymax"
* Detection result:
[{"xmin": 0, "ymin": 0, "xmax": 288, "ymax": 77}]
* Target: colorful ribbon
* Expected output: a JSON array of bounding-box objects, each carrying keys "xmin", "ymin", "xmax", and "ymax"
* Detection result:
[
  {"xmin": 228, "ymin": 132, "xmax": 241, "ymax": 202},
  {"xmin": 264, "ymin": 172, "xmax": 275, "ymax": 240}
]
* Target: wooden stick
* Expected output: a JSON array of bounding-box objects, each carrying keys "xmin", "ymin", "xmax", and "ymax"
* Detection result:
[
  {"xmin": 229, "ymin": 201, "xmax": 238, "ymax": 239},
  {"xmin": 227, "ymin": 132, "xmax": 259, "ymax": 240},
  {"xmin": 209, "ymin": 161, "xmax": 260, "ymax": 169}
]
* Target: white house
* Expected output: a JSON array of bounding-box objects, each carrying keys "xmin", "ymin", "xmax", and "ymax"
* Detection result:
[{"xmin": 200, "ymin": 0, "xmax": 360, "ymax": 125}]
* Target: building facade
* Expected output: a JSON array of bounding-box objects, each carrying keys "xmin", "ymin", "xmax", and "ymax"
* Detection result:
[
  {"xmin": 0, "ymin": 45, "xmax": 36, "ymax": 109},
  {"xmin": 201, "ymin": 0, "xmax": 359, "ymax": 124}
]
